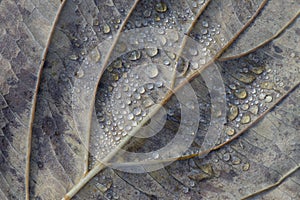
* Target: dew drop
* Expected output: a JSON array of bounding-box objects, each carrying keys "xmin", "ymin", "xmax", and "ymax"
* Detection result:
[
  {"xmin": 155, "ymin": 2, "xmax": 168, "ymax": 13},
  {"xmin": 133, "ymin": 107, "xmax": 142, "ymax": 116},
  {"xmin": 89, "ymin": 48, "xmax": 101, "ymax": 62},
  {"xmin": 261, "ymin": 82, "xmax": 274, "ymax": 90},
  {"xmin": 235, "ymin": 73, "xmax": 256, "ymax": 84},
  {"xmin": 152, "ymin": 152, "xmax": 160, "ymax": 159},
  {"xmin": 265, "ymin": 95, "xmax": 273, "ymax": 103},
  {"xmin": 225, "ymin": 126, "xmax": 235, "ymax": 136},
  {"xmin": 143, "ymin": 9, "xmax": 152, "ymax": 17},
  {"xmin": 250, "ymin": 66, "xmax": 265, "ymax": 75},
  {"xmin": 128, "ymin": 50, "xmax": 141, "ymax": 61},
  {"xmin": 128, "ymin": 113, "xmax": 134, "ymax": 120},
  {"xmin": 241, "ymin": 103, "xmax": 249, "ymax": 111},
  {"xmin": 75, "ymin": 68, "xmax": 84, "ymax": 78},
  {"xmin": 202, "ymin": 21, "xmax": 209, "ymax": 28},
  {"xmin": 69, "ymin": 54, "xmax": 79, "ymax": 61},
  {"xmin": 249, "ymin": 105, "xmax": 259, "ymax": 115},
  {"xmin": 228, "ymin": 105, "xmax": 239, "ymax": 121},
  {"xmin": 242, "ymin": 163, "xmax": 250, "ymax": 171},
  {"xmin": 232, "ymin": 156, "xmax": 241, "ymax": 165},
  {"xmin": 223, "ymin": 153, "xmax": 231, "ymax": 161},
  {"xmin": 234, "ymin": 89, "xmax": 248, "ymax": 99},
  {"xmin": 103, "ymin": 24, "xmax": 111, "ymax": 34},
  {"xmin": 241, "ymin": 114, "xmax": 251, "ymax": 124},
  {"xmin": 146, "ymin": 64, "xmax": 159, "ymax": 78},
  {"xmin": 145, "ymin": 48, "xmax": 159, "ymax": 57}
]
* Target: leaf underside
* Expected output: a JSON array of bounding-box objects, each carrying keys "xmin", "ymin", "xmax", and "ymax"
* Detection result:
[{"xmin": 0, "ymin": 0, "xmax": 299, "ymax": 200}]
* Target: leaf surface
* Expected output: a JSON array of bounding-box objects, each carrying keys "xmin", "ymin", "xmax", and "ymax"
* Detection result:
[{"xmin": 0, "ymin": 0, "xmax": 299, "ymax": 200}]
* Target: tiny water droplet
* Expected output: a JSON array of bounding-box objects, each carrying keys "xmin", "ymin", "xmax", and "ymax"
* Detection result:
[{"xmin": 202, "ymin": 21, "xmax": 209, "ymax": 28}]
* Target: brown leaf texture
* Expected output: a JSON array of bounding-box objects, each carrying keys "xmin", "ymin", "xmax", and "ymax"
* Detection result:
[{"xmin": 0, "ymin": 0, "xmax": 299, "ymax": 199}]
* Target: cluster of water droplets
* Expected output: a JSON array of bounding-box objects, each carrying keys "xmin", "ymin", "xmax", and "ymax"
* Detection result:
[
  {"xmin": 220, "ymin": 53, "xmax": 290, "ymax": 142},
  {"xmin": 92, "ymin": 48, "xmax": 172, "ymax": 160}
]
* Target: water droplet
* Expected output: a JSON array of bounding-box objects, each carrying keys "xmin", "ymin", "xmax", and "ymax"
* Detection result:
[
  {"xmin": 146, "ymin": 83, "xmax": 154, "ymax": 90},
  {"xmin": 163, "ymin": 60, "xmax": 170, "ymax": 66},
  {"xmin": 182, "ymin": 187, "xmax": 189, "ymax": 194},
  {"xmin": 152, "ymin": 152, "xmax": 160, "ymax": 159},
  {"xmin": 249, "ymin": 105, "xmax": 259, "ymax": 115},
  {"xmin": 235, "ymin": 73, "xmax": 256, "ymax": 84},
  {"xmin": 156, "ymin": 81, "xmax": 163, "ymax": 88},
  {"xmin": 202, "ymin": 21, "xmax": 209, "ymax": 27},
  {"xmin": 69, "ymin": 54, "xmax": 78, "ymax": 61},
  {"xmin": 143, "ymin": 9, "xmax": 152, "ymax": 17},
  {"xmin": 201, "ymin": 29, "xmax": 208, "ymax": 35},
  {"xmin": 89, "ymin": 48, "xmax": 101, "ymax": 62},
  {"xmin": 191, "ymin": 62, "xmax": 199, "ymax": 70},
  {"xmin": 128, "ymin": 50, "xmax": 141, "ymax": 61},
  {"xmin": 250, "ymin": 66, "xmax": 265, "ymax": 75},
  {"xmin": 103, "ymin": 24, "xmax": 111, "ymax": 34},
  {"xmin": 265, "ymin": 95, "xmax": 273, "ymax": 103},
  {"xmin": 75, "ymin": 68, "xmax": 84, "ymax": 78},
  {"xmin": 143, "ymin": 99, "xmax": 154, "ymax": 108},
  {"xmin": 228, "ymin": 105, "xmax": 239, "ymax": 121},
  {"xmin": 225, "ymin": 126, "xmax": 235, "ymax": 136},
  {"xmin": 145, "ymin": 48, "xmax": 159, "ymax": 57},
  {"xmin": 222, "ymin": 152, "xmax": 230, "ymax": 161},
  {"xmin": 241, "ymin": 103, "xmax": 249, "ymax": 111},
  {"xmin": 166, "ymin": 52, "xmax": 176, "ymax": 60},
  {"xmin": 134, "ymin": 93, "xmax": 141, "ymax": 100},
  {"xmin": 125, "ymin": 125, "xmax": 132, "ymax": 131},
  {"xmin": 155, "ymin": 2, "xmax": 168, "ymax": 13},
  {"xmin": 242, "ymin": 163, "xmax": 250, "ymax": 171},
  {"xmin": 133, "ymin": 107, "xmax": 142, "ymax": 116},
  {"xmin": 146, "ymin": 64, "xmax": 159, "ymax": 78},
  {"xmin": 258, "ymin": 93, "xmax": 266, "ymax": 100},
  {"xmin": 111, "ymin": 60, "xmax": 122, "ymax": 69},
  {"xmin": 232, "ymin": 156, "xmax": 241, "ymax": 165},
  {"xmin": 128, "ymin": 113, "xmax": 134, "ymax": 120},
  {"xmin": 234, "ymin": 89, "xmax": 248, "ymax": 99},
  {"xmin": 261, "ymin": 82, "xmax": 274, "ymax": 90},
  {"xmin": 189, "ymin": 47, "xmax": 198, "ymax": 56},
  {"xmin": 112, "ymin": 73, "xmax": 119, "ymax": 81},
  {"xmin": 138, "ymin": 86, "xmax": 145, "ymax": 94},
  {"xmin": 241, "ymin": 114, "xmax": 251, "ymax": 124},
  {"xmin": 290, "ymin": 52, "xmax": 296, "ymax": 58}
]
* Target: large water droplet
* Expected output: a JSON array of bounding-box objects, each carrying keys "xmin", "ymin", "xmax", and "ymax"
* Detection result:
[
  {"xmin": 145, "ymin": 64, "xmax": 159, "ymax": 78},
  {"xmin": 146, "ymin": 48, "xmax": 159, "ymax": 57},
  {"xmin": 128, "ymin": 50, "xmax": 141, "ymax": 61},
  {"xmin": 103, "ymin": 24, "xmax": 111, "ymax": 34},
  {"xmin": 228, "ymin": 105, "xmax": 239, "ymax": 121},
  {"xmin": 241, "ymin": 114, "xmax": 251, "ymax": 124},
  {"xmin": 89, "ymin": 48, "xmax": 101, "ymax": 62}
]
